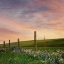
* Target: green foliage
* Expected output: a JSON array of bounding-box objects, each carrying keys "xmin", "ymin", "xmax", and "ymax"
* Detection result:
[
  {"xmin": 0, "ymin": 50, "xmax": 43, "ymax": 64},
  {"xmin": 0, "ymin": 49, "xmax": 64, "ymax": 64}
]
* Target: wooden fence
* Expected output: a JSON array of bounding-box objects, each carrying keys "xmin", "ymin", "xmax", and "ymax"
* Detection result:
[{"xmin": 1, "ymin": 31, "xmax": 46, "ymax": 51}]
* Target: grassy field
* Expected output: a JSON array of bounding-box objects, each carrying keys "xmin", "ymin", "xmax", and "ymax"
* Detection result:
[
  {"xmin": 0, "ymin": 48, "xmax": 64, "ymax": 64},
  {"xmin": 0, "ymin": 38, "xmax": 64, "ymax": 50},
  {"xmin": 0, "ymin": 38, "xmax": 64, "ymax": 64},
  {"xmin": 0, "ymin": 50, "xmax": 41, "ymax": 64}
]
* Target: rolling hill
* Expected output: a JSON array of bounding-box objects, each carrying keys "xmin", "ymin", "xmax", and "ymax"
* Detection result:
[{"xmin": 0, "ymin": 38, "xmax": 64, "ymax": 48}]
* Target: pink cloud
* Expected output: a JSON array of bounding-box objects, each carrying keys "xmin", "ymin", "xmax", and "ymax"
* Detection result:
[{"xmin": 0, "ymin": 0, "xmax": 64, "ymax": 44}]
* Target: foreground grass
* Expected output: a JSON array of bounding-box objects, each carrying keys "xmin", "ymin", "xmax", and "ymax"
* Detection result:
[
  {"xmin": 0, "ymin": 48, "xmax": 64, "ymax": 64},
  {"xmin": 0, "ymin": 50, "xmax": 43, "ymax": 64}
]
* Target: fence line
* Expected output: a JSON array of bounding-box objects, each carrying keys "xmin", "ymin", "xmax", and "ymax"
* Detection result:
[{"xmin": 1, "ymin": 31, "xmax": 46, "ymax": 51}]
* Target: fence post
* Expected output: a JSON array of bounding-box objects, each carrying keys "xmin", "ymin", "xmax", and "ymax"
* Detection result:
[
  {"xmin": 9, "ymin": 40, "xmax": 10, "ymax": 48},
  {"xmin": 3, "ymin": 41, "xmax": 5, "ymax": 48},
  {"xmin": 44, "ymin": 36, "xmax": 46, "ymax": 51},
  {"xmin": 34, "ymin": 31, "xmax": 37, "ymax": 51},
  {"xmin": 18, "ymin": 38, "xmax": 20, "ymax": 48}
]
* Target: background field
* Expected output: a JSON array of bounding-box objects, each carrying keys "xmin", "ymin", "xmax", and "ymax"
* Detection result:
[{"xmin": 0, "ymin": 38, "xmax": 64, "ymax": 50}]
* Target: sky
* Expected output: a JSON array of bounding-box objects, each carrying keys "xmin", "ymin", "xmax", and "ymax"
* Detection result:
[{"xmin": 0, "ymin": 0, "xmax": 64, "ymax": 44}]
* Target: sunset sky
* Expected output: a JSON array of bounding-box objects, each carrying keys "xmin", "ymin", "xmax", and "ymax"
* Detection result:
[{"xmin": 0, "ymin": 0, "xmax": 64, "ymax": 44}]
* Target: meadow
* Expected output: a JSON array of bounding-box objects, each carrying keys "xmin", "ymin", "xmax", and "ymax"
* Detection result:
[
  {"xmin": 0, "ymin": 38, "xmax": 64, "ymax": 64},
  {"xmin": 0, "ymin": 48, "xmax": 64, "ymax": 64}
]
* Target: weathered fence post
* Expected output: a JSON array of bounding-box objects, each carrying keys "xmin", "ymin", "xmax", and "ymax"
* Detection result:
[
  {"xmin": 44, "ymin": 36, "xmax": 46, "ymax": 51},
  {"xmin": 18, "ymin": 38, "xmax": 20, "ymax": 48},
  {"xmin": 34, "ymin": 31, "xmax": 37, "ymax": 51},
  {"xmin": 3, "ymin": 41, "xmax": 5, "ymax": 48},
  {"xmin": 9, "ymin": 40, "xmax": 10, "ymax": 48}
]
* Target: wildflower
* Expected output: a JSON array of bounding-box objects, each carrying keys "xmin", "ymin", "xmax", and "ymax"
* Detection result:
[
  {"xmin": 34, "ymin": 54, "xmax": 36, "ymax": 57},
  {"xmin": 61, "ymin": 53, "xmax": 64, "ymax": 59},
  {"xmin": 54, "ymin": 56, "xmax": 59, "ymax": 64},
  {"xmin": 47, "ymin": 59, "xmax": 50, "ymax": 64}
]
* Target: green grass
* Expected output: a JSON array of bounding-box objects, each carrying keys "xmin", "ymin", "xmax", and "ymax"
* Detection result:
[
  {"xmin": 0, "ymin": 49, "xmax": 64, "ymax": 64},
  {"xmin": 0, "ymin": 50, "xmax": 44, "ymax": 64},
  {"xmin": 0, "ymin": 38, "xmax": 64, "ymax": 64},
  {"xmin": 22, "ymin": 47, "xmax": 64, "ymax": 51},
  {"xmin": 0, "ymin": 38, "xmax": 64, "ymax": 50}
]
